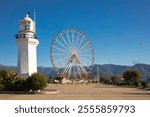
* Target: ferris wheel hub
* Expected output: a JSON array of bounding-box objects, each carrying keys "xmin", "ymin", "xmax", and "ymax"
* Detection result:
[{"xmin": 71, "ymin": 53, "xmax": 76, "ymax": 59}]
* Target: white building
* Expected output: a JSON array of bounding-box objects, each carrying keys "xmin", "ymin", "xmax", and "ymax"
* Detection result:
[{"xmin": 16, "ymin": 13, "xmax": 39, "ymax": 76}]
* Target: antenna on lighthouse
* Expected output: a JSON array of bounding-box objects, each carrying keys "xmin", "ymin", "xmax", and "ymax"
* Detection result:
[
  {"xmin": 34, "ymin": 9, "xmax": 36, "ymax": 33},
  {"xmin": 34, "ymin": 9, "xmax": 36, "ymax": 22}
]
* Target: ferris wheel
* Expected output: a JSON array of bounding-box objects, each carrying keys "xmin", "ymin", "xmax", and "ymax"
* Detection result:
[{"xmin": 50, "ymin": 29, "xmax": 94, "ymax": 80}]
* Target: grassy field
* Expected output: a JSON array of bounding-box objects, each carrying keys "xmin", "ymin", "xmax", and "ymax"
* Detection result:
[{"xmin": 0, "ymin": 83, "xmax": 150, "ymax": 100}]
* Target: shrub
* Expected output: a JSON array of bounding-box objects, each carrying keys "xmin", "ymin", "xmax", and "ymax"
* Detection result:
[
  {"xmin": 0, "ymin": 70, "xmax": 48, "ymax": 92},
  {"xmin": 26, "ymin": 73, "xmax": 47, "ymax": 92},
  {"xmin": 13, "ymin": 77, "xmax": 27, "ymax": 91},
  {"xmin": 0, "ymin": 84, "xmax": 4, "ymax": 91},
  {"xmin": 123, "ymin": 69, "xmax": 141, "ymax": 87},
  {"xmin": 0, "ymin": 70, "xmax": 18, "ymax": 91},
  {"xmin": 100, "ymin": 77, "xmax": 112, "ymax": 84},
  {"xmin": 141, "ymin": 82, "xmax": 150, "ymax": 88}
]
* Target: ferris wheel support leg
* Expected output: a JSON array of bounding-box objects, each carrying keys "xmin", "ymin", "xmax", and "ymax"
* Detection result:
[
  {"xmin": 75, "ymin": 57, "xmax": 87, "ymax": 80},
  {"xmin": 61, "ymin": 58, "xmax": 72, "ymax": 78},
  {"xmin": 62, "ymin": 64, "xmax": 69, "ymax": 76},
  {"xmin": 76, "ymin": 65, "xmax": 82, "ymax": 79}
]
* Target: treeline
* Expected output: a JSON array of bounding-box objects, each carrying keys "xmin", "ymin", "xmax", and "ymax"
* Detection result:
[{"xmin": 91, "ymin": 69, "xmax": 150, "ymax": 88}]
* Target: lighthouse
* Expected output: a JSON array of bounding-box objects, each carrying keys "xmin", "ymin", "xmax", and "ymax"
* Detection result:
[{"xmin": 16, "ymin": 13, "xmax": 39, "ymax": 76}]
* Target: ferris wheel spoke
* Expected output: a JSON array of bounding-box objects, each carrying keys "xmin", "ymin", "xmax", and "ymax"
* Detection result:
[
  {"xmin": 75, "ymin": 37, "xmax": 85, "ymax": 51},
  {"xmin": 66, "ymin": 32, "xmax": 72, "ymax": 48},
  {"xmin": 78, "ymin": 56, "xmax": 90, "ymax": 64},
  {"xmin": 78, "ymin": 47, "xmax": 92, "ymax": 54},
  {"xmin": 52, "ymin": 45, "xmax": 68, "ymax": 54},
  {"xmin": 79, "ymin": 54, "xmax": 92, "ymax": 57},
  {"xmin": 61, "ymin": 34, "xmax": 70, "ymax": 49},
  {"xmin": 52, "ymin": 53, "xmax": 68, "ymax": 56},
  {"xmin": 79, "ymin": 60, "xmax": 92, "ymax": 70},
  {"xmin": 55, "ymin": 39, "xmax": 68, "ymax": 51},
  {"xmin": 77, "ymin": 41, "xmax": 90, "ymax": 53},
  {"xmin": 59, "ymin": 58, "xmax": 68, "ymax": 68},
  {"xmin": 79, "ymin": 56, "xmax": 92, "ymax": 64},
  {"xmin": 80, "ymin": 61, "xmax": 92, "ymax": 73},
  {"xmin": 54, "ymin": 56, "xmax": 70, "ymax": 65},
  {"xmin": 55, "ymin": 62, "xmax": 62, "ymax": 68},
  {"xmin": 74, "ymin": 33, "xmax": 79, "ymax": 49},
  {"xmin": 72, "ymin": 31, "xmax": 75, "ymax": 49},
  {"xmin": 79, "ymin": 59, "xmax": 88, "ymax": 65}
]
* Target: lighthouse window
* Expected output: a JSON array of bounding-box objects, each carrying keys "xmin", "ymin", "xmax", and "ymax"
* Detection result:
[{"xmin": 26, "ymin": 25, "xmax": 30, "ymax": 30}]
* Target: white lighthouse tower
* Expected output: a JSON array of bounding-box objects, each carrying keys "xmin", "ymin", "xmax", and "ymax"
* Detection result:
[{"xmin": 16, "ymin": 13, "xmax": 39, "ymax": 76}]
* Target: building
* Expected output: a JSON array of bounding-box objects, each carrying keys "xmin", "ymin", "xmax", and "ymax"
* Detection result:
[{"xmin": 16, "ymin": 13, "xmax": 39, "ymax": 76}]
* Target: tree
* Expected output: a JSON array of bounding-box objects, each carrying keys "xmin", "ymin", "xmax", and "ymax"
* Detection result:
[
  {"xmin": 111, "ymin": 75, "xmax": 124, "ymax": 85},
  {"xmin": 26, "ymin": 73, "xmax": 48, "ymax": 92},
  {"xmin": 123, "ymin": 69, "xmax": 141, "ymax": 87}
]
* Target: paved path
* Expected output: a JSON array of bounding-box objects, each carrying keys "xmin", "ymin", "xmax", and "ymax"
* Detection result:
[{"xmin": 0, "ymin": 84, "xmax": 150, "ymax": 100}]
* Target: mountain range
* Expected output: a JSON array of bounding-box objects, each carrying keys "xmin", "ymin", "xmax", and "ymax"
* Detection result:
[{"xmin": 1, "ymin": 64, "xmax": 150, "ymax": 81}]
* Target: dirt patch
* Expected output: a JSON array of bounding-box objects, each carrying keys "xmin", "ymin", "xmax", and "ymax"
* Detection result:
[{"xmin": 0, "ymin": 84, "xmax": 150, "ymax": 100}]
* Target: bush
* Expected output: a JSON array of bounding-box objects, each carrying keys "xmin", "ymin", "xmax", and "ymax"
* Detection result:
[
  {"xmin": 111, "ymin": 75, "xmax": 123, "ymax": 85},
  {"xmin": 0, "ymin": 84, "xmax": 4, "ymax": 91},
  {"xmin": 13, "ymin": 78, "xmax": 27, "ymax": 91},
  {"xmin": 141, "ymin": 82, "xmax": 150, "ymax": 88},
  {"xmin": 134, "ymin": 81, "xmax": 141, "ymax": 87},
  {"xmin": 26, "ymin": 73, "xmax": 47, "ymax": 92},
  {"xmin": 0, "ymin": 70, "xmax": 48, "ymax": 92},
  {"xmin": 0, "ymin": 69, "xmax": 27, "ymax": 91},
  {"xmin": 0, "ymin": 70, "xmax": 18, "ymax": 91},
  {"xmin": 100, "ymin": 77, "xmax": 112, "ymax": 84},
  {"xmin": 123, "ymin": 69, "xmax": 141, "ymax": 87}
]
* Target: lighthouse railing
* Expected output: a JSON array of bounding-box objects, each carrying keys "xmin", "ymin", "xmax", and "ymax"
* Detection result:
[{"xmin": 16, "ymin": 34, "xmax": 38, "ymax": 39}]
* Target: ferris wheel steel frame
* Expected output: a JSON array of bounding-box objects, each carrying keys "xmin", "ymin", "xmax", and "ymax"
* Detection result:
[{"xmin": 50, "ymin": 29, "xmax": 94, "ymax": 80}]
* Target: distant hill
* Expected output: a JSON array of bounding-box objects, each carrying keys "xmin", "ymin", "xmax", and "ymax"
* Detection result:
[
  {"xmin": 97, "ymin": 64, "xmax": 150, "ymax": 80},
  {"xmin": 0, "ymin": 64, "xmax": 53, "ymax": 77},
  {"xmin": 92, "ymin": 64, "xmax": 129, "ymax": 76},
  {"xmin": 1, "ymin": 64, "xmax": 150, "ymax": 81},
  {"xmin": 0, "ymin": 64, "xmax": 17, "ymax": 71},
  {"xmin": 37, "ymin": 66, "xmax": 53, "ymax": 76}
]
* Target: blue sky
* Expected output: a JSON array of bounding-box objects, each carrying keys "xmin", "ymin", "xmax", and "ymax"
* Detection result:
[{"xmin": 0, "ymin": 0, "xmax": 150, "ymax": 67}]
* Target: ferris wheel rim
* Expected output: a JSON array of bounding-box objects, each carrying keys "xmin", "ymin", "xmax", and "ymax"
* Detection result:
[{"xmin": 50, "ymin": 29, "xmax": 94, "ymax": 77}]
